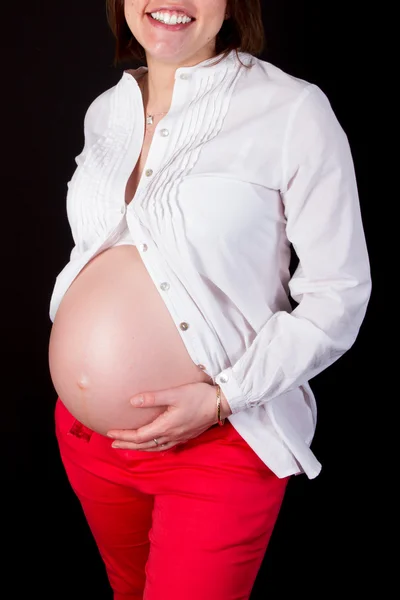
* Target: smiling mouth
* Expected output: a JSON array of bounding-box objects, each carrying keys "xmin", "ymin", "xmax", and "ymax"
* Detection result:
[{"xmin": 146, "ymin": 10, "xmax": 196, "ymax": 26}]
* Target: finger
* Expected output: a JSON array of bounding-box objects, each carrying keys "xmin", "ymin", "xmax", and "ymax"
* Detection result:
[
  {"xmin": 141, "ymin": 441, "xmax": 179, "ymax": 452},
  {"xmin": 136, "ymin": 439, "xmax": 189, "ymax": 452},
  {"xmin": 111, "ymin": 437, "xmax": 169, "ymax": 450},
  {"xmin": 126, "ymin": 411, "xmax": 176, "ymax": 445},
  {"xmin": 130, "ymin": 386, "xmax": 182, "ymax": 407},
  {"xmin": 112, "ymin": 440, "xmax": 176, "ymax": 452},
  {"xmin": 106, "ymin": 429, "xmax": 139, "ymax": 442}
]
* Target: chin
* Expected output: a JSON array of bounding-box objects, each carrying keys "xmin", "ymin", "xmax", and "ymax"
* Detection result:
[{"xmin": 146, "ymin": 46, "xmax": 193, "ymax": 64}]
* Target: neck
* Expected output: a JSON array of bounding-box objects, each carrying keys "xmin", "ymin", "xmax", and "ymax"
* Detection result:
[{"xmin": 143, "ymin": 46, "xmax": 217, "ymax": 114}]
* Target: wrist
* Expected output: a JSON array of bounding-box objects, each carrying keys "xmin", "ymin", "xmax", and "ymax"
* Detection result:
[{"xmin": 219, "ymin": 389, "xmax": 232, "ymax": 420}]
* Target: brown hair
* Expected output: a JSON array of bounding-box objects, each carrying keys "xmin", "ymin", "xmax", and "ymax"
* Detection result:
[{"xmin": 106, "ymin": 0, "xmax": 265, "ymax": 65}]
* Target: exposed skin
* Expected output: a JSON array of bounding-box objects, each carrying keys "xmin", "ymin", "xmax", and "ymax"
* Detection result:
[{"xmin": 107, "ymin": 1, "xmax": 233, "ymax": 452}]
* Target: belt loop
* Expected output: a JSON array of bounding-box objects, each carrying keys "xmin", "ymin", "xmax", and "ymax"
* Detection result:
[{"xmin": 68, "ymin": 419, "xmax": 93, "ymax": 442}]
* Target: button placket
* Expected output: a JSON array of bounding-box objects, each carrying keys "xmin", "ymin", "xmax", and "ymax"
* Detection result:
[
  {"xmin": 135, "ymin": 217, "xmax": 202, "ymax": 367},
  {"xmin": 145, "ymin": 246, "xmax": 205, "ymax": 369}
]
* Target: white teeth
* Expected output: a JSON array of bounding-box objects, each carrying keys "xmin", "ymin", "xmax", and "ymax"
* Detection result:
[{"xmin": 150, "ymin": 11, "xmax": 193, "ymax": 25}]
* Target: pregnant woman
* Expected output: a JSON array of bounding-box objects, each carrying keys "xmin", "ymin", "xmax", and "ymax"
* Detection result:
[{"xmin": 48, "ymin": 1, "xmax": 371, "ymax": 599}]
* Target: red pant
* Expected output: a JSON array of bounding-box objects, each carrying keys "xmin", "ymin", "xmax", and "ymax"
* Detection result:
[{"xmin": 55, "ymin": 398, "xmax": 289, "ymax": 600}]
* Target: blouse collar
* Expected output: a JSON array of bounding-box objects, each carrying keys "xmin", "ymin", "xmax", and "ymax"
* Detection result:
[{"xmin": 123, "ymin": 49, "xmax": 253, "ymax": 83}]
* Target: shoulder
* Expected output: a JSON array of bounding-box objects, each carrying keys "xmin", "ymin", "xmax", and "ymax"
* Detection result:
[
  {"xmin": 241, "ymin": 54, "xmax": 333, "ymax": 117},
  {"xmin": 243, "ymin": 55, "xmax": 341, "ymax": 137},
  {"xmin": 82, "ymin": 80, "xmax": 120, "ymax": 138},
  {"xmin": 245, "ymin": 56, "xmax": 310, "ymax": 96},
  {"xmin": 82, "ymin": 68, "xmax": 146, "ymax": 139}
]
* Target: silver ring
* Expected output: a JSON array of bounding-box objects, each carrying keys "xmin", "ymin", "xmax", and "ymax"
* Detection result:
[{"xmin": 153, "ymin": 438, "xmax": 159, "ymax": 446}]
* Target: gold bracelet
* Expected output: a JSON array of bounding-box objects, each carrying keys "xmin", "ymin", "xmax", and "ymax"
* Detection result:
[{"xmin": 215, "ymin": 384, "xmax": 226, "ymax": 426}]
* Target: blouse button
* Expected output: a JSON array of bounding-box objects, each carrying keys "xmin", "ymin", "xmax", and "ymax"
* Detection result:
[
  {"xmin": 219, "ymin": 374, "xmax": 229, "ymax": 384},
  {"xmin": 139, "ymin": 243, "xmax": 148, "ymax": 252},
  {"xmin": 179, "ymin": 322, "xmax": 190, "ymax": 331},
  {"xmin": 160, "ymin": 282, "xmax": 170, "ymax": 291},
  {"xmin": 198, "ymin": 364, "xmax": 207, "ymax": 371},
  {"xmin": 145, "ymin": 169, "xmax": 153, "ymax": 177},
  {"xmin": 180, "ymin": 73, "xmax": 190, "ymax": 80},
  {"xmin": 160, "ymin": 129, "xmax": 169, "ymax": 137},
  {"xmin": 120, "ymin": 206, "xmax": 125, "ymax": 214}
]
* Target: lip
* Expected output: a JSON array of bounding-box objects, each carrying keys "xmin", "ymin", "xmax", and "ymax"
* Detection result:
[{"xmin": 146, "ymin": 4, "xmax": 196, "ymax": 19}]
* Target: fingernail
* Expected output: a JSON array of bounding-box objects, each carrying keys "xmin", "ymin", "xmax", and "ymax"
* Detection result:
[
  {"xmin": 131, "ymin": 396, "xmax": 144, "ymax": 407},
  {"xmin": 106, "ymin": 433, "xmax": 116, "ymax": 438},
  {"xmin": 112, "ymin": 442, "xmax": 120, "ymax": 448}
]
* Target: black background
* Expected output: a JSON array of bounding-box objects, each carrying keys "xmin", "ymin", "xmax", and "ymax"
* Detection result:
[{"xmin": 2, "ymin": 1, "xmax": 376, "ymax": 597}]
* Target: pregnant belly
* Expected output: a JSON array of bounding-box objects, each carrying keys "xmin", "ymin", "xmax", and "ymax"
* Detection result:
[{"xmin": 48, "ymin": 245, "xmax": 211, "ymax": 436}]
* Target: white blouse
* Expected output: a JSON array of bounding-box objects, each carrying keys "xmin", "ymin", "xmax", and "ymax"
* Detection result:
[{"xmin": 49, "ymin": 50, "xmax": 371, "ymax": 479}]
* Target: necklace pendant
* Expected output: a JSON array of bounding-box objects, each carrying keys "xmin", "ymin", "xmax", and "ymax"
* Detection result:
[{"xmin": 146, "ymin": 115, "xmax": 154, "ymax": 126}]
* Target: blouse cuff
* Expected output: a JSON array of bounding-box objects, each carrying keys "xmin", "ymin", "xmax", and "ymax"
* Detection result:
[{"xmin": 215, "ymin": 368, "xmax": 248, "ymax": 415}]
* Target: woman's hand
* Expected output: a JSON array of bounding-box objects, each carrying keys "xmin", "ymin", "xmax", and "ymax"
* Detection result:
[{"xmin": 106, "ymin": 382, "xmax": 232, "ymax": 452}]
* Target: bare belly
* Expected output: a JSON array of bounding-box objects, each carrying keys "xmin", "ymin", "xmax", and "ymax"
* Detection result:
[{"xmin": 48, "ymin": 245, "xmax": 211, "ymax": 435}]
